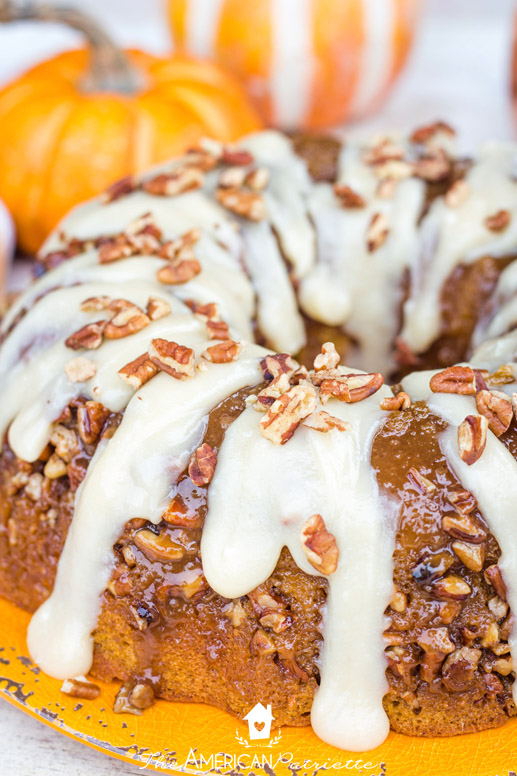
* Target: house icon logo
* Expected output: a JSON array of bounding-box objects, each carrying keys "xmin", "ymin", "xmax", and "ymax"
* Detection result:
[{"xmin": 243, "ymin": 702, "xmax": 275, "ymax": 740}]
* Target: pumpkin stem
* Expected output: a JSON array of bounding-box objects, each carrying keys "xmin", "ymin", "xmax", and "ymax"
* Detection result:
[{"xmin": 0, "ymin": 0, "xmax": 142, "ymax": 94}]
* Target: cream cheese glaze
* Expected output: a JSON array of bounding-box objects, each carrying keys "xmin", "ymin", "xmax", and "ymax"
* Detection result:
[{"xmin": 4, "ymin": 128, "xmax": 517, "ymax": 751}]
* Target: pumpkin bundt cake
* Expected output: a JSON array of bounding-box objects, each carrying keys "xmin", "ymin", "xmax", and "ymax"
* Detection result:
[{"xmin": 3, "ymin": 125, "xmax": 517, "ymax": 752}]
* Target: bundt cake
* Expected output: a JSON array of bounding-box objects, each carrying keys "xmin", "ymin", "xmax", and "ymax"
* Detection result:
[{"xmin": 3, "ymin": 124, "xmax": 517, "ymax": 752}]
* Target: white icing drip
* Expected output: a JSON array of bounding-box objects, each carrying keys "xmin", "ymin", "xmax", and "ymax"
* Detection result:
[
  {"xmin": 299, "ymin": 142, "xmax": 425, "ymax": 374},
  {"xmin": 202, "ymin": 375, "xmax": 396, "ymax": 751},
  {"xmin": 402, "ymin": 371, "xmax": 517, "ymax": 704},
  {"xmin": 27, "ymin": 343, "xmax": 265, "ymax": 680},
  {"xmin": 349, "ymin": 0, "xmax": 395, "ymax": 117},
  {"xmin": 402, "ymin": 143, "xmax": 517, "ymax": 355},
  {"xmin": 471, "ymin": 331, "xmax": 517, "ymax": 374},
  {"xmin": 269, "ymin": 0, "xmax": 314, "ymax": 130},
  {"xmin": 184, "ymin": 0, "xmax": 225, "ymax": 57},
  {"xmin": 472, "ymin": 261, "xmax": 517, "ymax": 349}
]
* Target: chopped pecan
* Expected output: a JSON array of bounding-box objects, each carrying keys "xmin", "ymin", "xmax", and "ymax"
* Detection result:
[
  {"xmin": 458, "ymin": 414, "xmax": 488, "ymax": 465},
  {"xmin": 485, "ymin": 565, "xmax": 507, "ymax": 601},
  {"xmin": 202, "ymin": 339, "xmax": 242, "ymax": 364},
  {"xmin": 61, "ymin": 678, "xmax": 100, "ymax": 700},
  {"xmin": 300, "ymin": 513, "xmax": 339, "ymax": 575},
  {"xmin": 77, "ymin": 401, "xmax": 111, "ymax": 445},
  {"xmin": 488, "ymin": 364, "xmax": 515, "ymax": 386},
  {"xmin": 101, "ymin": 175, "xmax": 136, "ymax": 203},
  {"xmin": 333, "ymin": 184, "xmax": 366, "ymax": 209},
  {"xmin": 410, "ymin": 121, "xmax": 455, "ymax": 145},
  {"xmin": 430, "ymin": 366, "xmax": 476, "ymax": 395},
  {"xmin": 219, "ymin": 166, "xmax": 247, "ymax": 188},
  {"xmin": 65, "ymin": 320, "xmax": 106, "ymax": 350},
  {"xmin": 221, "ymin": 147, "xmax": 254, "ymax": 166},
  {"xmin": 362, "ymin": 139, "xmax": 404, "ymax": 166},
  {"xmin": 118, "ymin": 353, "xmax": 159, "ymax": 389},
  {"xmin": 122, "ymin": 545, "xmax": 137, "ymax": 568},
  {"xmin": 146, "ymin": 296, "xmax": 171, "ymax": 321},
  {"xmin": 260, "ymin": 383, "xmax": 317, "ymax": 445},
  {"xmin": 412, "ymin": 550, "xmax": 454, "ymax": 584},
  {"xmin": 447, "ymin": 488, "xmax": 477, "ymax": 514},
  {"xmin": 417, "ymin": 627, "xmax": 455, "ymax": 683},
  {"xmin": 25, "ymin": 472, "xmax": 43, "ymax": 501},
  {"xmin": 134, "ymin": 528, "xmax": 186, "ymax": 562},
  {"xmin": 224, "ymin": 601, "xmax": 247, "ymax": 628},
  {"xmin": 313, "ymin": 342, "xmax": 340, "ymax": 372},
  {"xmin": 260, "ymin": 353, "xmax": 297, "ymax": 382},
  {"xmin": 441, "ymin": 512, "xmax": 487, "ymax": 543},
  {"xmin": 206, "ymin": 319, "xmax": 230, "ymax": 340},
  {"xmin": 149, "ymin": 339, "xmax": 195, "ymax": 379},
  {"xmin": 64, "ymin": 356, "xmax": 97, "ymax": 383},
  {"xmin": 480, "ymin": 621, "xmax": 500, "ymax": 648},
  {"xmin": 319, "ymin": 372, "xmax": 384, "ymax": 404},
  {"xmin": 442, "ymin": 647, "xmax": 481, "ymax": 692},
  {"xmin": 488, "ymin": 595, "xmax": 508, "ymax": 620},
  {"xmin": 485, "ymin": 209, "xmax": 510, "ymax": 232},
  {"xmin": 250, "ymin": 629, "xmax": 276, "ymax": 657},
  {"xmin": 188, "ymin": 443, "xmax": 217, "ymax": 487},
  {"xmin": 366, "ymin": 212, "xmax": 389, "ymax": 252},
  {"xmin": 492, "ymin": 655, "xmax": 514, "ymax": 676},
  {"xmin": 98, "ymin": 235, "xmax": 134, "ymax": 264},
  {"xmin": 128, "ymin": 683, "xmax": 155, "ymax": 710},
  {"xmin": 43, "ymin": 453, "xmax": 67, "ymax": 479},
  {"xmin": 413, "ymin": 148, "xmax": 451, "ymax": 182},
  {"xmin": 142, "ymin": 167, "xmax": 205, "ymax": 196},
  {"xmin": 184, "ymin": 299, "xmax": 219, "ymax": 321},
  {"xmin": 303, "ymin": 410, "xmax": 350, "ymax": 432},
  {"xmin": 215, "ymin": 187, "xmax": 266, "ymax": 221},
  {"xmin": 80, "ymin": 295, "xmax": 112, "ymax": 312},
  {"xmin": 50, "ymin": 425, "xmax": 79, "ymax": 462},
  {"xmin": 451, "ymin": 540, "xmax": 485, "ymax": 572},
  {"xmin": 444, "ymin": 179, "xmax": 470, "ymax": 208},
  {"xmin": 246, "ymin": 167, "xmax": 270, "ymax": 191},
  {"xmin": 184, "ymin": 146, "xmax": 219, "ymax": 171},
  {"xmin": 380, "ymin": 391, "xmax": 411, "ymax": 411},
  {"xmin": 157, "ymin": 258, "xmax": 201, "ymax": 285},
  {"xmin": 104, "ymin": 305, "xmax": 150, "ymax": 339},
  {"xmin": 254, "ymin": 374, "xmax": 291, "ymax": 411},
  {"xmin": 475, "ymin": 389, "xmax": 512, "ymax": 436},
  {"xmin": 390, "ymin": 587, "xmax": 407, "ymax": 613},
  {"xmin": 431, "ymin": 574, "xmax": 471, "ymax": 601}
]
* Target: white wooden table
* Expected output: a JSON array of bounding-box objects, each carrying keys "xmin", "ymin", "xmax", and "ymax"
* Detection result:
[{"xmin": 0, "ymin": 0, "xmax": 515, "ymax": 772}]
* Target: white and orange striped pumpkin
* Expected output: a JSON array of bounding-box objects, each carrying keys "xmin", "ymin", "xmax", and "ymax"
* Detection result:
[{"xmin": 169, "ymin": 0, "xmax": 421, "ymax": 130}]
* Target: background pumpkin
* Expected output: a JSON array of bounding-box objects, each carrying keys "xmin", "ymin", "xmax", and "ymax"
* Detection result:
[
  {"xmin": 0, "ymin": 2, "xmax": 262, "ymax": 253},
  {"xmin": 169, "ymin": 0, "xmax": 421, "ymax": 131}
]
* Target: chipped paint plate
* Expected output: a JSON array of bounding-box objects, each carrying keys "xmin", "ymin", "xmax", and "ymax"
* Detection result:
[{"xmin": 1, "ymin": 595, "xmax": 517, "ymax": 776}]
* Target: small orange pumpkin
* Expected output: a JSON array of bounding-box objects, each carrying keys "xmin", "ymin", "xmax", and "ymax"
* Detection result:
[
  {"xmin": 169, "ymin": 0, "xmax": 421, "ymax": 131},
  {"xmin": 0, "ymin": 3, "xmax": 262, "ymax": 253}
]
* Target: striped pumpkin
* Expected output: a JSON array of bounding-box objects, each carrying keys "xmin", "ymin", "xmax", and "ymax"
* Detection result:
[{"xmin": 169, "ymin": 0, "xmax": 421, "ymax": 130}]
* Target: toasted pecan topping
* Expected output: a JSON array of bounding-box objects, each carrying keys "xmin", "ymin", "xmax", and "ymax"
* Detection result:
[
  {"xmin": 157, "ymin": 258, "xmax": 202, "ymax": 285},
  {"xmin": 458, "ymin": 414, "xmax": 488, "ymax": 465},
  {"xmin": 413, "ymin": 148, "xmax": 451, "ymax": 182},
  {"xmin": 77, "ymin": 401, "xmax": 111, "ymax": 445},
  {"xmin": 260, "ymin": 383, "xmax": 317, "ymax": 445},
  {"xmin": 410, "ymin": 121, "xmax": 455, "ymax": 145},
  {"xmin": 253, "ymin": 374, "xmax": 291, "ymax": 411},
  {"xmin": 430, "ymin": 365, "xmax": 476, "ymax": 395},
  {"xmin": 102, "ymin": 175, "xmax": 136, "ymax": 204},
  {"xmin": 452, "ymin": 540, "xmax": 485, "ymax": 572},
  {"xmin": 184, "ymin": 299, "xmax": 220, "ymax": 321},
  {"xmin": 61, "ymin": 678, "xmax": 101, "ymax": 700},
  {"xmin": 64, "ymin": 356, "xmax": 97, "ymax": 383},
  {"xmin": 485, "ymin": 564, "xmax": 507, "ymax": 601},
  {"xmin": 260, "ymin": 353, "xmax": 298, "ymax": 382},
  {"xmin": 50, "ymin": 425, "xmax": 79, "ymax": 462},
  {"xmin": 366, "ymin": 212, "xmax": 389, "ymax": 252},
  {"xmin": 157, "ymin": 228, "xmax": 201, "ymax": 261},
  {"xmin": 447, "ymin": 488, "xmax": 477, "ymax": 514},
  {"xmin": 362, "ymin": 139, "xmax": 405, "ymax": 166},
  {"xmin": 313, "ymin": 342, "xmax": 340, "ymax": 372},
  {"xmin": 442, "ymin": 647, "xmax": 481, "ymax": 692},
  {"xmin": 408, "ymin": 467, "xmax": 436, "ymax": 494},
  {"xmin": 441, "ymin": 512, "xmax": 487, "ymax": 543},
  {"xmin": 142, "ymin": 167, "xmax": 205, "ymax": 197},
  {"xmin": 98, "ymin": 235, "xmax": 134, "ymax": 264},
  {"xmin": 303, "ymin": 410, "xmax": 350, "ymax": 432},
  {"xmin": 149, "ymin": 339, "xmax": 195, "ymax": 379},
  {"xmin": 246, "ymin": 167, "xmax": 270, "ymax": 191},
  {"xmin": 318, "ymin": 372, "xmax": 384, "ymax": 404},
  {"xmin": 475, "ymin": 389, "xmax": 513, "ymax": 436},
  {"xmin": 485, "ymin": 209, "xmax": 511, "ymax": 232},
  {"xmin": 431, "ymin": 574, "xmax": 471, "ymax": 601},
  {"xmin": 43, "ymin": 453, "xmax": 67, "ymax": 479},
  {"xmin": 188, "ymin": 443, "xmax": 217, "ymax": 487},
  {"xmin": 184, "ymin": 146, "xmax": 219, "ymax": 171},
  {"xmin": 488, "ymin": 364, "xmax": 515, "ymax": 386},
  {"xmin": 333, "ymin": 184, "xmax": 366, "ymax": 209},
  {"xmin": 104, "ymin": 306, "xmax": 150, "ymax": 339},
  {"xmin": 380, "ymin": 391, "xmax": 411, "ymax": 411},
  {"xmin": 417, "ymin": 627, "xmax": 455, "ymax": 656},
  {"xmin": 219, "ymin": 165, "xmax": 247, "ymax": 188},
  {"xmin": 250, "ymin": 629, "xmax": 276, "ymax": 657},
  {"xmin": 65, "ymin": 320, "xmax": 106, "ymax": 350},
  {"xmin": 390, "ymin": 587, "xmax": 407, "ymax": 613},
  {"xmin": 206, "ymin": 319, "xmax": 230, "ymax": 340},
  {"xmin": 146, "ymin": 296, "xmax": 171, "ymax": 321},
  {"xmin": 300, "ymin": 513, "xmax": 339, "ymax": 575},
  {"xmin": 134, "ymin": 529, "xmax": 186, "ymax": 562},
  {"xmin": 215, "ymin": 186, "xmax": 267, "ymax": 221},
  {"xmin": 118, "ymin": 353, "xmax": 159, "ymax": 389},
  {"xmin": 80, "ymin": 296, "xmax": 112, "ymax": 312},
  {"xmin": 202, "ymin": 339, "xmax": 242, "ymax": 364},
  {"xmin": 221, "ymin": 147, "xmax": 254, "ymax": 166}
]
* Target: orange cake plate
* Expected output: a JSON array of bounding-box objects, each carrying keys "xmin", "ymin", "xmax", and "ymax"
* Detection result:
[{"xmin": 1, "ymin": 595, "xmax": 516, "ymax": 776}]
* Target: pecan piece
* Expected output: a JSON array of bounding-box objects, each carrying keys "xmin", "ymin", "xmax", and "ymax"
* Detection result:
[
  {"xmin": 221, "ymin": 147, "xmax": 254, "ymax": 166},
  {"xmin": 104, "ymin": 306, "xmax": 150, "ymax": 339},
  {"xmin": 142, "ymin": 167, "xmax": 205, "ymax": 196},
  {"xmin": 202, "ymin": 339, "xmax": 242, "ymax": 364},
  {"xmin": 260, "ymin": 383, "xmax": 317, "ymax": 445},
  {"xmin": 408, "ymin": 467, "xmax": 436, "ymax": 494},
  {"xmin": 118, "ymin": 353, "xmax": 159, "ymax": 389},
  {"xmin": 380, "ymin": 391, "xmax": 411, "ymax": 411},
  {"xmin": 134, "ymin": 528, "xmax": 186, "ymax": 562},
  {"xmin": 485, "ymin": 565, "xmax": 507, "ymax": 601},
  {"xmin": 458, "ymin": 414, "xmax": 488, "ymax": 465},
  {"xmin": 475, "ymin": 389, "xmax": 512, "ymax": 437},
  {"xmin": 98, "ymin": 235, "xmax": 134, "ymax": 264},
  {"xmin": 215, "ymin": 187, "xmax": 266, "ymax": 221},
  {"xmin": 333, "ymin": 184, "xmax": 365, "ymax": 209},
  {"xmin": 80, "ymin": 296, "xmax": 112, "ymax": 312},
  {"xmin": 413, "ymin": 148, "xmax": 451, "ymax": 182},
  {"xmin": 101, "ymin": 175, "xmax": 135, "ymax": 203},
  {"xmin": 64, "ymin": 356, "xmax": 97, "ymax": 383},
  {"xmin": 77, "ymin": 401, "xmax": 111, "ymax": 445},
  {"xmin": 442, "ymin": 647, "xmax": 481, "ymax": 692},
  {"xmin": 250, "ymin": 629, "xmax": 276, "ymax": 657},
  {"xmin": 447, "ymin": 488, "xmax": 477, "ymax": 514},
  {"xmin": 43, "ymin": 453, "xmax": 67, "ymax": 479},
  {"xmin": 366, "ymin": 212, "xmax": 389, "ymax": 252},
  {"xmin": 61, "ymin": 678, "xmax": 100, "ymax": 700},
  {"xmin": 65, "ymin": 320, "xmax": 106, "ymax": 350},
  {"xmin": 451, "ymin": 540, "xmax": 485, "ymax": 572},
  {"xmin": 184, "ymin": 299, "xmax": 219, "ymax": 321},
  {"xmin": 146, "ymin": 296, "xmax": 171, "ymax": 321},
  {"xmin": 188, "ymin": 443, "xmax": 217, "ymax": 487},
  {"xmin": 410, "ymin": 121, "xmax": 455, "ymax": 145},
  {"xmin": 206, "ymin": 319, "xmax": 230, "ymax": 340},
  {"xmin": 246, "ymin": 167, "xmax": 270, "ymax": 191},
  {"xmin": 300, "ymin": 513, "xmax": 339, "ymax": 575},
  {"xmin": 313, "ymin": 341, "xmax": 340, "ymax": 372},
  {"xmin": 431, "ymin": 575, "xmax": 471, "ymax": 601},
  {"xmin": 319, "ymin": 372, "xmax": 384, "ymax": 404},
  {"xmin": 303, "ymin": 410, "xmax": 350, "ymax": 432},
  {"xmin": 260, "ymin": 353, "xmax": 297, "ymax": 382},
  {"xmin": 485, "ymin": 209, "xmax": 510, "ymax": 232},
  {"xmin": 149, "ymin": 339, "xmax": 195, "ymax": 379},
  {"xmin": 430, "ymin": 366, "xmax": 476, "ymax": 395},
  {"xmin": 157, "ymin": 258, "xmax": 201, "ymax": 285},
  {"xmin": 128, "ymin": 683, "xmax": 155, "ymax": 710},
  {"xmin": 441, "ymin": 512, "xmax": 487, "ymax": 543}
]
